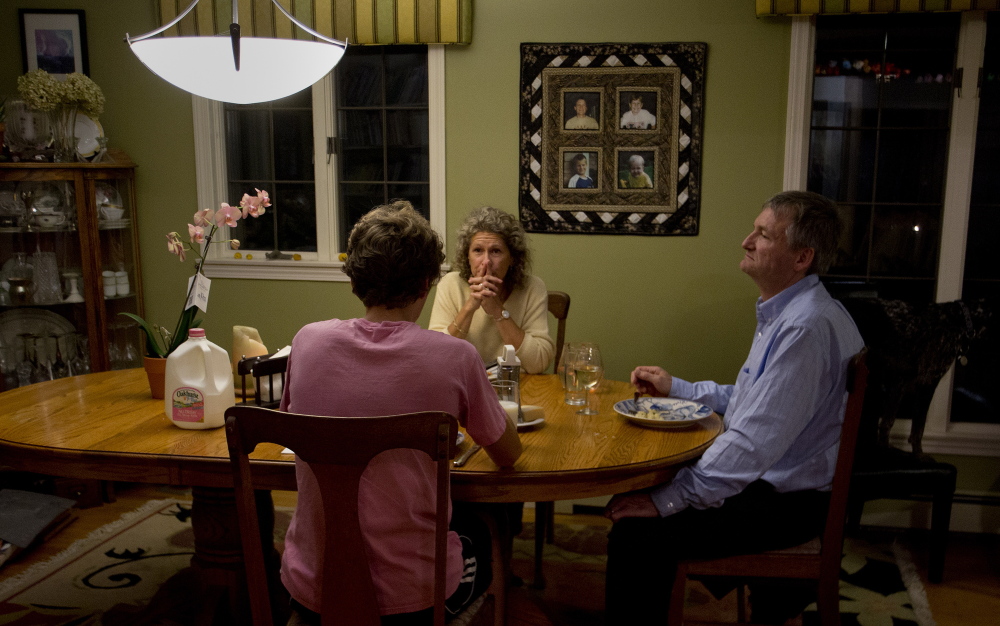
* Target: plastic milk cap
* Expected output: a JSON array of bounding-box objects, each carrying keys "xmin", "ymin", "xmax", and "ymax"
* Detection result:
[{"xmin": 498, "ymin": 344, "xmax": 520, "ymax": 367}]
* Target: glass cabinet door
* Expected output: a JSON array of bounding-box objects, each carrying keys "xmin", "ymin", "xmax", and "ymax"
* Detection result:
[
  {"xmin": 92, "ymin": 173, "xmax": 143, "ymax": 371},
  {"xmin": 0, "ymin": 155, "xmax": 144, "ymax": 390}
]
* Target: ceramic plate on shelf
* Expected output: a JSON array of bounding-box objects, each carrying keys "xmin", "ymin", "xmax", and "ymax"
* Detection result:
[
  {"xmin": 98, "ymin": 218, "xmax": 131, "ymax": 230},
  {"xmin": 0, "ymin": 309, "xmax": 77, "ymax": 348},
  {"xmin": 76, "ymin": 115, "xmax": 104, "ymax": 159},
  {"xmin": 614, "ymin": 397, "xmax": 713, "ymax": 430}
]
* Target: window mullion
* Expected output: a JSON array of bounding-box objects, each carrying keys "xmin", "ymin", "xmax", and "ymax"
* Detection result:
[
  {"xmin": 924, "ymin": 10, "xmax": 989, "ymax": 448},
  {"xmin": 783, "ymin": 16, "xmax": 816, "ymax": 191},
  {"xmin": 937, "ymin": 10, "xmax": 987, "ymax": 304},
  {"xmin": 313, "ymin": 74, "xmax": 337, "ymax": 259}
]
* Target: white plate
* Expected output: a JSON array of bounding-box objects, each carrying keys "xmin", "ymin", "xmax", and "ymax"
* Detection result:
[
  {"xmin": 516, "ymin": 418, "xmax": 545, "ymax": 431},
  {"xmin": 614, "ymin": 397, "xmax": 713, "ymax": 430},
  {"xmin": 76, "ymin": 115, "xmax": 104, "ymax": 159},
  {"xmin": 0, "ymin": 309, "xmax": 76, "ymax": 348}
]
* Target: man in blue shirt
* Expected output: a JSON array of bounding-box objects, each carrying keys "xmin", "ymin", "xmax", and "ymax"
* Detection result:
[{"xmin": 604, "ymin": 191, "xmax": 864, "ymax": 625}]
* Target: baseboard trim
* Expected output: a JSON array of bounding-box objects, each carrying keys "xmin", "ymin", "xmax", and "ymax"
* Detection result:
[{"xmin": 861, "ymin": 497, "xmax": 1000, "ymax": 534}]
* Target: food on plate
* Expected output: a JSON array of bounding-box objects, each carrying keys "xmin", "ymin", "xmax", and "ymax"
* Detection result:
[{"xmin": 634, "ymin": 409, "xmax": 668, "ymax": 421}]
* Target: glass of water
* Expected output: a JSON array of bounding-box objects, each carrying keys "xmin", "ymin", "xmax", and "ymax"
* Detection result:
[
  {"xmin": 558, "ymin": 342, "xmax": 588, "ymax": 405},
  {"xmin": 573, "ymin": 344, "xmax": 604, "ymax": 416}
]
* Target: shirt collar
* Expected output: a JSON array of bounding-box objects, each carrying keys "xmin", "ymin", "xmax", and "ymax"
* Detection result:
[{"xmin": 755, "ymin": 274, "xmax": 819, "ymax": 323}]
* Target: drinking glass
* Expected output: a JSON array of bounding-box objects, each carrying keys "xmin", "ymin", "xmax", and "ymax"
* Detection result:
[
  {"xmin": 558, "ymin": 342, "xmax": 588, "ymax": 406},
  {"xmin": 573, "ymin": 344, "xmax": 604, "ymax": 416},
  {"xmin": 492, "ymin": 379, "xmax": 521, "ymax": 424}
]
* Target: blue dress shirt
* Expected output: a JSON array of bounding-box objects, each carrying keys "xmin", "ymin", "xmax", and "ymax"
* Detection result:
[{"xmin": 650, "ymin": 275, "xmax": 864, "ymax": 517}]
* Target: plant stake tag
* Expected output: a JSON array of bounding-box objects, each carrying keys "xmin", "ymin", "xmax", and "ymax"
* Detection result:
[{"xmin": 186, "ymin": 274, "xmax": 211, "ymax": 313}]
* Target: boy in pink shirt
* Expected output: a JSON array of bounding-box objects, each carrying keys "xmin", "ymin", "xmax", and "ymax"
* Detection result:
[{"xmin": 280, "ymin": 202, "xmax": 522, "ymax": 624}]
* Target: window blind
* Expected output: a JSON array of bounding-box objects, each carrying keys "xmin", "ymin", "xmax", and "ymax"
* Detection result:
[
  {"xmin": 756, "ymin": 0, "xmax": 998, "ymax": 16},
  {"xmin": 156, "ymin": 0, "xmax": 472, "ymax": 44}
]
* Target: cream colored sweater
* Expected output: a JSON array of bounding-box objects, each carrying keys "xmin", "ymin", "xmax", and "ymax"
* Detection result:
[{"xmin": 428, "ymin": 272, "xmax": 555, "ymax": 374}]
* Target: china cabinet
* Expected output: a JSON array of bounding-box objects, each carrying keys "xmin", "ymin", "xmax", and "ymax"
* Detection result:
[{"xmin": 0, "ymin": 150, "xmax": 144, "ymax": 390}]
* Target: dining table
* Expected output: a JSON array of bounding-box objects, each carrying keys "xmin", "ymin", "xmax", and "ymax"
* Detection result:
[{"xmin": 0, "ymin": 368, "xmax": 722, "ymax": 623}]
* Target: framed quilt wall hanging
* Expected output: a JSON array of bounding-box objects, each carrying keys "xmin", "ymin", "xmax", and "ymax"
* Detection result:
[{"xmin": 519, "ymin": 42, "xmax": 706, "ymax": 235}]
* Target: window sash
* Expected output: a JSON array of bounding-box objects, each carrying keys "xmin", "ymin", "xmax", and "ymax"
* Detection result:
[
  {"xmin": 195, "ymin": 45, "xmax": 446, "ymax": 282},
  {"xmin": 784, "ymin": 13, "xmax": 999, "ymax": 455}
]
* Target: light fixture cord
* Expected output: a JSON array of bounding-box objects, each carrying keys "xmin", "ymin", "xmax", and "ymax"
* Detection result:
[{"xmin": 230, "ymin": 0, "xmax": 241, "ymax": 71}]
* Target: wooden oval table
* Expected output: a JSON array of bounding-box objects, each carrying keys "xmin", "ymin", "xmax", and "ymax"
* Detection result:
[{"xmin": 0, "ymin": 369, "xmax": 722, "ymax": 622}]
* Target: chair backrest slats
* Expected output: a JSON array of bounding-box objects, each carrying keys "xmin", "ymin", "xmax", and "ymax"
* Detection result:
[
  {"xmin": 547, "ymin": 291, "xmax": 571, "ymax": 373},
  {"xmin": 236, "ymin": 354, "xmax": 288, "ymax": 409},
  {"xmin": 225, "ymin": 406, "xmax": 458, "ymax": 626},
  {"xmin": 820, "ymin": 348, "xmax": 869, "ymax": 578}
]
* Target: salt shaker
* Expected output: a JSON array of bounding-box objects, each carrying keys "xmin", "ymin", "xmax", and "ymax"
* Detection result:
[{"xmin": 496, "ymin": 344, "xmax": 523, "ymax": 423}]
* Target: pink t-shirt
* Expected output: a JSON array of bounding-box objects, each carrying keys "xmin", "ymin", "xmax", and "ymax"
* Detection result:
[{"xmin": 278, "ymin": 319, "xmax": 508, "ymax": 616}]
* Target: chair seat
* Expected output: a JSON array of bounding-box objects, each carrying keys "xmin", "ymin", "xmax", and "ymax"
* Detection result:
[
  {"xmin": 852, "ymin": 447, "xmax": 956, "ymax": 496},
  {"xmin": 686, "ymin": 541, "xmax": 822, "ymax": 580}
]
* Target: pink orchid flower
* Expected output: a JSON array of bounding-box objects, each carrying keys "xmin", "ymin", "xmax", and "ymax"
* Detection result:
[
  {"xmin": 188, "ymin": 223, "xmax": 205, "ymax": 244},
  {"xmin": 215, "ymin": 203, "xmax": 241, "ymax": 228},
  {"xmin": 166, "ymin": 232, "xmax": 186, "ymax": 262},
  {"xmin": 240, "ymin": 188, "xmax": 270, "ymax": 218},
  {"xmin": 193, "ymin": 208, "xmax": 214, "ymax": 228},
  {"xmin": 230, "ymin": 239, "xmax": 241, "ymax": 250}
]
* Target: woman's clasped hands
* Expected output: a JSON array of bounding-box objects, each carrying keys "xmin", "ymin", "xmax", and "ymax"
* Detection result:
[{"xmin": 466, "ymin": 258, "xmax": 506, "ymax": 318}]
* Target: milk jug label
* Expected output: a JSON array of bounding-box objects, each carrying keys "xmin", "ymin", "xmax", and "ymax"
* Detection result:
[{"xmin": 171, "ymin": 387, "xmax": 205, "ymax": 423}]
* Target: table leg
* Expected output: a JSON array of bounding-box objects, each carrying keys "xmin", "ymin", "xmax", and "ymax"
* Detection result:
[
  {"xmin": 532, "ymin": 502, "xmax": 552, "ymax": 589},
  {"xmin": 189, "ymin": 486, "xmax": 285, "ymax": 624}
]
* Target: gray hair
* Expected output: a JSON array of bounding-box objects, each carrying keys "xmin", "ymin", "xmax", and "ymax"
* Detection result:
[
  {"xmin": 764, "ymin": 191, "xmax": 842, "ymax": 275},
  {"xmin": 453, "ymin": 206, "xmax": 531, "ymax": 290}
]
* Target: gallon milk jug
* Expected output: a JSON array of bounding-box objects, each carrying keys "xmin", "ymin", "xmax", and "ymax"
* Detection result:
[{"xmin": 164, "ymin": 328, "xmax": 234, "ymax": 429}]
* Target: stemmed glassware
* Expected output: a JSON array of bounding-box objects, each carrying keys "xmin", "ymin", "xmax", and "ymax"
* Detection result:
[{"xmin": 572, "ymin": 344, "xmax": 604, "ymax": 416}]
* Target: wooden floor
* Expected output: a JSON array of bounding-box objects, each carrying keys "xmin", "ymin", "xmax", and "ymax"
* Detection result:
[{"xmin": 3, "ymin": 482, "xmax": 998, "ymax": 626}]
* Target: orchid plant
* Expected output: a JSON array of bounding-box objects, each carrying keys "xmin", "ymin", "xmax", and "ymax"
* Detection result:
[{"xmin": 121, "ymin": 189, "xmax": 270, "ymax": 358}]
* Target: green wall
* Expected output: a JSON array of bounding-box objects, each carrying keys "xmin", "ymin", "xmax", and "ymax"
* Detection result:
[
  {"xmin": 2, "ymin": 0, "xmax": 775, "ymax": 384},
  {"xmin": 3, "ymin": 1, "xmax": 997, "ymax": 499}
]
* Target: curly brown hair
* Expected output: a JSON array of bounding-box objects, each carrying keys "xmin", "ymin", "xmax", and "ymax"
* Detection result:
[
  {"xmin": 342, "ymin": 201, "xmax": 445, "ymax": 309},
  {"xmin": 453, "ymin": 206, "xmax": 531, "ymax": 291}
]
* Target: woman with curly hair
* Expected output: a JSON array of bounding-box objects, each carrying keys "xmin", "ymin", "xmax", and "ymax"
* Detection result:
[
  {"xmin": 429, "ymin": 206, "xmax": 555, "ymax": 374},
  {"xmin": 280, "ymin": 201, "xmax": 521, "ymax": 623}
]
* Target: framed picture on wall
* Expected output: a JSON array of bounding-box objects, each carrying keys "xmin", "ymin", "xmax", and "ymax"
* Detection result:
[
  {"xmin": 563, "ymin": 90, "xmax": 602, "ymax": 131},
  {"xmin": 561, "ymin": 149, "xmax": 601, "ymax": 190},
  {"xmin": 519, "ymin": 42, "xmax": 707, "ymax": 236},
  {"xmin": 19, "ymin": 9, "xmax": 90, "ymax": 77}
]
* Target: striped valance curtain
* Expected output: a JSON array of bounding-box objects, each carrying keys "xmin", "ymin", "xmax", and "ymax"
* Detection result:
[
  {"xmin": 756, "ymin": 0, "xmax": 999, "ymax": 15},
  {"xmin": 157, "ymin": 0, "xmax": 472, "ymax": 44}
]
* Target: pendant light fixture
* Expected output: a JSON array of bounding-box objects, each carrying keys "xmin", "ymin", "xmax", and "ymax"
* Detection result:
[{"xmin": 126, "ymin": 0, "xmax": 348, "ymax": 105}]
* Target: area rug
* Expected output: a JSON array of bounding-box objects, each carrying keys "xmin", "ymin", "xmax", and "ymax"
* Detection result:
[
  {"xmin": 0, "ymin": 503, "xmax": 935, "ymax": 626},
  {"xmin": 511, "ymin": 522, "xmax": 936, "ymax": 626},
  {"xmin": 0, "ymin": 499, "xmax": 292, "ymax": 626}
]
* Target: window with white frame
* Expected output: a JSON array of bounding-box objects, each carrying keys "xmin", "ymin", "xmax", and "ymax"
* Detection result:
[
  {"xmin": 193, "ymin": 45, "xmax": 446, "ymax": 282},
  {"xmin": 784, "ymin": 12, "xmax": 999, "ymax": 455}
]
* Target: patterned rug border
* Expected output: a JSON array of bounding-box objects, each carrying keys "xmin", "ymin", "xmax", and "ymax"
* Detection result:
[{"xmin": 0, "ymin": 498, "xmax": 180, "ymax": 600}]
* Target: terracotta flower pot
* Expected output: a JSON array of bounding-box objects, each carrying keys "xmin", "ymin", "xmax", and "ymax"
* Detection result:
[{"xmin": 143, "ymin": 356, "xmax": 167, "ymax": 399}]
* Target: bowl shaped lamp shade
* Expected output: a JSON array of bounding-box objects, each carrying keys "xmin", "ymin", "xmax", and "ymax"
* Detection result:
[{"xmin": 129, "ymin": 37, "xmax": 345, "ymax": 104}]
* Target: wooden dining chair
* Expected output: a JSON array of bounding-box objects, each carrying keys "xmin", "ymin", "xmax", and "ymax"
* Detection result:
[
  {"xmin": 225, "ymin": 405, "xmax": 504, "ymax": 626},
  {"xmin": 530, "ymin": 291, "xmax": 572, "ymax": 589},
  {"xmin": 547, "ymin": 290, "xmax": 571, "ymax": 372},
  {"xmin": 667, "ymin": 348, "xmax": 869, "ymax": 626},
  {"xmin": 236, "ymin": 353, "xmax": 288, "ymax": 409}
]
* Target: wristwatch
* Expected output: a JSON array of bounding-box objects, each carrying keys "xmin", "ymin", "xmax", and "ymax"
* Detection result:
[{"xmin": 494, "ymin": 309, "xmax": 511, "ymax": 322}]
